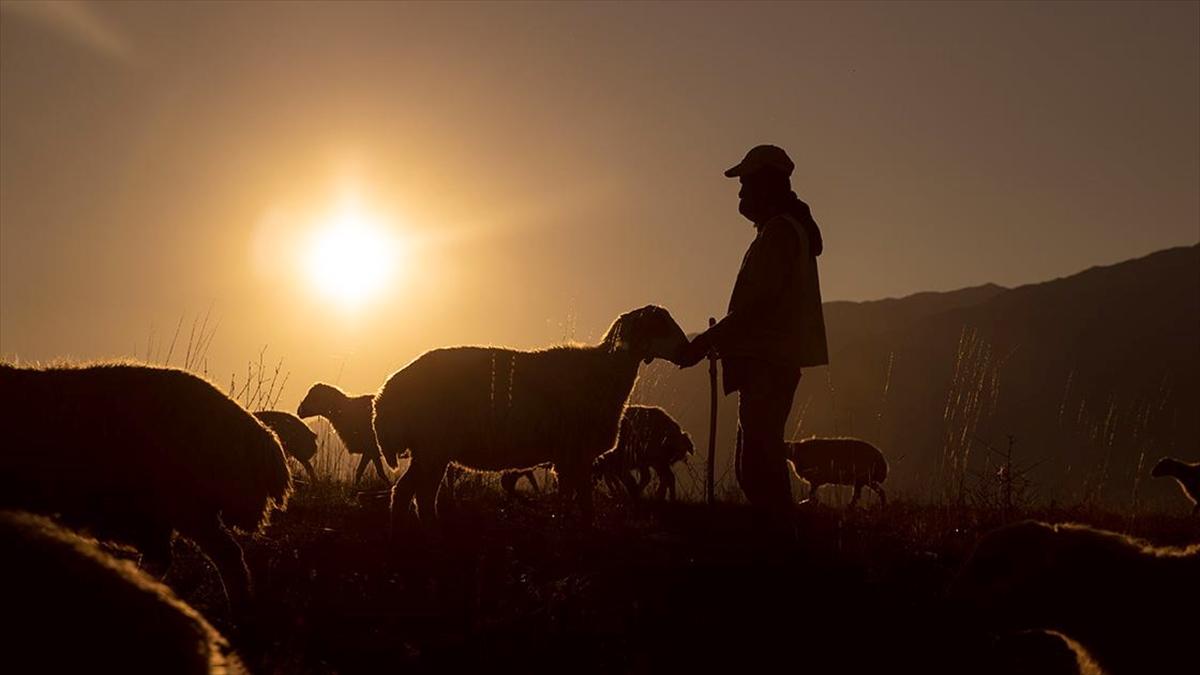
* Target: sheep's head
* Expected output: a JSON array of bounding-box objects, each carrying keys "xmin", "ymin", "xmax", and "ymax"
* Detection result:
[
  {"xmin": 1150, "ymin": 457, "xmax": 1175, "ymax": 477},
  {"xmin": 677, "ymin": 432, "xmax": 695, "ymax": 460},
  {"xmin": 605, "ymin": 305, "xmax": 689, "ymax": 365},
  {"xmin": 297, "ymin": 382, "xmax": 345, "ymax": 419}
]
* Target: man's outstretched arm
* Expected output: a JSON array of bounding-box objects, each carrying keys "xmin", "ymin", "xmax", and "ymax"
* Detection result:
[{"xmin": 677, "ymin": 218, "xmax": 799, "ymax": 367}]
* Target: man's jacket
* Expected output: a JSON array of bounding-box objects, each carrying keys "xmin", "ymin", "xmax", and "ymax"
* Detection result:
[{"xmin": 708, "ymin": 208, "xmax": 829, "ymax": 392}]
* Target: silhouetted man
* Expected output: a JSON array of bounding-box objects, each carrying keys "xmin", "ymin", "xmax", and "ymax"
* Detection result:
[{"xmin": 675, "ymin": 144, "xmax": 828, "ymax": 512}]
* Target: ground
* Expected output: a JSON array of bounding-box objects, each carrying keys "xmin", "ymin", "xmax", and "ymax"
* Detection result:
[{"xmin": 165, "ymin": 477, "xmax": 1197, "ymax": 674}]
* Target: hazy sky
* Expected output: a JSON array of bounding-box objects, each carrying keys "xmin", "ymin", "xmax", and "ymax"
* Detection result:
[{"xmin": 2, "ymin": 1, "xmax": 1197, "ymax": 401}]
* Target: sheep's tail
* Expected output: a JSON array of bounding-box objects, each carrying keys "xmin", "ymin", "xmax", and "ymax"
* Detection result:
[{"xmin": 221, "ymin": 422, "xmax": 292, "ymax": 533}]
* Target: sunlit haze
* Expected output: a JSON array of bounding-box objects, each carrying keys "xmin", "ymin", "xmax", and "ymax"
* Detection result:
[{"xmin": 1, "ymin": 1, "xmax": 1197, "ymax": 404}]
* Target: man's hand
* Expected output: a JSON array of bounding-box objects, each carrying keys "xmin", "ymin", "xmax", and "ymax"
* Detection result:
[{"xmin": 674, "ymin": 332, "xmax": 713, "ymax": 368}]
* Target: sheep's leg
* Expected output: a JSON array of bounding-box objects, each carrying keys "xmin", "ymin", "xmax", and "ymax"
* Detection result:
[
  {"xmin": 807, "ymin": 482, "xmax": 822, "ymax": 504},
  {"xmin": 353, "ymin": 454, "xmax": 371, "ymax": 487},
  {"xmin": 869, "ymin": 482, "xmax": 887, "ymax": 507},
  {"xmin": 622, "ymin": 470, "xmax": 644, "ymax": 501},
  {"xmin": 849, "ymin": 483, "xmax": 864, "ymax": 507},
  {"xmin": 181, "ymin": 517, "xmax": 252, "ymax": 620},
  {"xmin": 525, "ymin": 471, "xmax": 542, "ymax": 495},
  {"xmin": 560, "ymin": 463, "xmax": 594, "ymax": 525},
  {"xmin": 300, "ymin": 459, "xmax": 318, "ymax": 483},
  {"xmin": 499, "ymin": 471, "xmax": 518, "ymax": 498},
  {"xmin": 655, "ymin": 463, "xmax": 676, "ymax": 500},
  {"xmin": 390, "ymin": 463, "xmax": 421, "ymax": 532},
  {"xmin": 372, "ymin": 457, "xmax": 391, "ymax": 483},
  {"xmin": 603, "ymin": 473, "xmax": 625, "ymax": 497},
  {"xmin": 442, "ymin": 465, "xmax": 458, "ymax": 501},
  {"xmin": 414, "ymin": 460, "xmax": 450, "ymax": 523},
  {"xmin": 632, "ymin": 468, "xmax": 652, "ymax": 499}
]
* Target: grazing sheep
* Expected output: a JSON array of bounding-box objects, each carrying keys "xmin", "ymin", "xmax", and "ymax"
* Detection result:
[
  {"xmin": 0, "ymin": 361, "xmax": 292, "ymax": 619},
  {"xmin": 443, "ymin": 463, "xmax": 545, "ymax": 499},
  {"xmin": 594, "ymin": 405, "xmax": 694, "ymax": 501},
  {"xmin": 1150, "ymin": 457, "xmax": 1199, "ymax": 514},
  {"xmin": 297, "ymin": 382, "xmax": 391, "ymax": 487},
  {"xmin": 0, "ymin": 510, "xmax": 246, "ymax": 675},
  {"xmin": 254, "ymin": 410, "xmax": 319, "ymax": 482},
  {"xmin": 785, "ymin": 437, "xmax": 888, "ymax": 507},
  {"xmin": 374, "ymin": 305, "xmax": 689, "ymax": 525},
  {"xmin": 951, "ymin": 520, "xmax": 1200, "ymax": 675}
]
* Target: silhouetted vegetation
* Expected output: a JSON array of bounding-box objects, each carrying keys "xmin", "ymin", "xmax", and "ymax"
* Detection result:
[{"xmin": 148, "ymin": 479, "xmax": 1194, "ymax": 674}]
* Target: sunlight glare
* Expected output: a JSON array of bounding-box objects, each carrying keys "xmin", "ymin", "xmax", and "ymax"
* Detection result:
[{"xmin": 305, "ymin": 204, "xmax": 400, "ymax": 310}]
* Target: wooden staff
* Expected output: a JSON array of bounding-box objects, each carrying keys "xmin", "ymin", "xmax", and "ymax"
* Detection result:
[{"xmin": 706, "ymin": 316, "xmax": 718, "ymax": 504}]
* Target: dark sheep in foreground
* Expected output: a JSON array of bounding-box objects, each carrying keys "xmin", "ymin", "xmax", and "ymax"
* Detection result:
[
  {"xmin": 374, "ymin": 305, "xmax": 689, "ymax": 525},
  {"xmin": 594, "ymin": 404, "xmax": 694, "ymax": 501},
  {"xmin": 990, "ymin": 631, "xmax": 1087, "ymax": 675},
  {"xmin": 254, "ymin": 410, "xmax": 319, "ymax": 482},
  {"xmin": 1150, "ymin": 457, "xmax": 1199, "ymax": 514},
  {"xmin": 951, "ymin": 520, "xmax": 1200, "ymax": 675},
  {"xmin": 0, "ymin": 510, "xmax": 246, "ymax": 675},
  {"xmin": 297, "ymin": 382, "xmax": 391, "ymax": 487},
  {"xmin": 0, "ymin": 361, "xmax": 292, "ymax": 619},
  {"xmin": 785, "ymin": 437, "xmax": 888, "ymax": 506}
]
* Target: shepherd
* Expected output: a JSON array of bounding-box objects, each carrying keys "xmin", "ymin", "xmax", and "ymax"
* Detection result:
[{"xmin": 676, "ymin": 144, "xmax": 829, "ymax": 515}]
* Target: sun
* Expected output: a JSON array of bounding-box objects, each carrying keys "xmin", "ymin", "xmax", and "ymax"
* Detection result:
[{"xmin": 304, "ymin": 204, "xmax": 399, "ymax": 309}]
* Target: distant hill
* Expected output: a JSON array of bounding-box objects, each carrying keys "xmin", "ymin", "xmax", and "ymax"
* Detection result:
[{"xmin": 632, "ymin": 245, "xmax": 1200, "ymax": 510}]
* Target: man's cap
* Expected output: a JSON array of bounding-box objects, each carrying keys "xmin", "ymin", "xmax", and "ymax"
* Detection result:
[{"xmin": 724, "ymin": 144, "xmax": 794, "ymax": 178}]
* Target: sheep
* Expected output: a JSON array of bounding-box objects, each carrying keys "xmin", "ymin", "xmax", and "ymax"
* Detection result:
[
  {"xmin": 297, "ymin": 382, "xmax": 391, "ymax": 487},
  {"xmin": 373, "ymin": 305, "xmax": 689, "ymax": 525},
  {"xmin": 0, "ymin": 510, "xmax": 246, "ymax": 675},
  {"xmin": 950, "ymin": 520, "xmax": 1200, "ymax": 675},
  {"xmin": 784, "ymin": 437, "xmax": 888, "ymax": 507},
  {"xmin": 593, "ymin": 404, "xmax": 694, "ymax": 501},
  {"xmin": 442, "ymin": 463, "xmax": 546, "ymax": 500},
  {"xmin": 0, "ymin": 361, "xmax": 292, "ymax": 619},
  {"xmin": 1150, "ymin": 457, "xmax": 1199, "ymax": 514},
  {"xmin": 253, "ymin": 410, "xmax": 319, "ymax": 483}
]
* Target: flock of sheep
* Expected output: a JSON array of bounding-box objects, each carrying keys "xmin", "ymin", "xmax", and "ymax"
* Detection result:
[{"xmin": 0, "ymin": 303, "xmax": 1196, "ymax": 674}]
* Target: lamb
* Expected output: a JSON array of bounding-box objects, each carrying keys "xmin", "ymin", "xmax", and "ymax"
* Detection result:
[
  {"xmin": 784, "ymin": 437, "xmax": 888, "ymax": 507},
  {"xmin": 0, "ymin": 510, "xmax": 246, "ymax": 674},
  {"xmin": 1150, "ymin": 457, "xmax": 1199, "ymax": 514},
  {"xmin": 297, "ymin": 382, "xmax": 391, "ymax": 487},
  {"xmin": 373, "ymin": 305, "xmax": 689, "ymax": 525},
  {"xmin": 594, "ymin": 404, "xmax": 694, "ymax": 501},
  {"xmin": 254, "ymin": 410, "xmax": 319, "ymax": 483},
  {"xmin": 443, "ymin": 463, "xmax": 545, "ymax": 499},
  {"xmin": 950, "ymin": 520, "xmax": 1200, "ymax": 675},
  {"xmin": 0, "ymin": 361, "xmax": 292, "ymax": 619}
]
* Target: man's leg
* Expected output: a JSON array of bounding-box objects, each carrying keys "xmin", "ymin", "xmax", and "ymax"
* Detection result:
[{"xmin": 737, "ymin": 364, "xmax": 800, "ymax": 511}]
